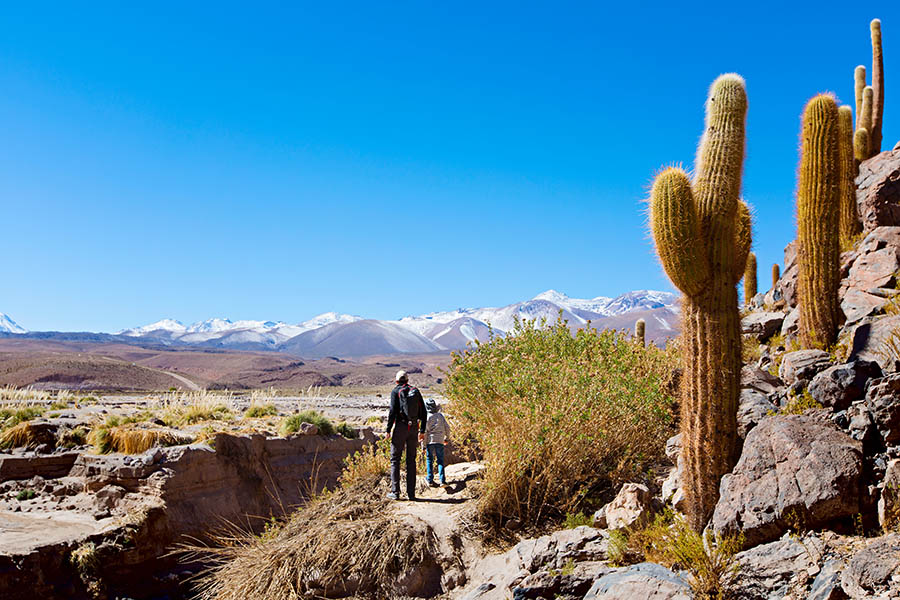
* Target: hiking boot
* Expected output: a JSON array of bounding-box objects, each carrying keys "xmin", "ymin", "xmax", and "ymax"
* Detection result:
[
  {"xmin": 440, "ymin": 480, "xmax": 448, "ymax": 487},
  {"xmin": 428, "ymin": 480, "xmax": 438, "ymax": 488},
  {"xmin": 387, "ymin": 492, "xmax": 399, "ymax": 500},
  {"xmin": 408, "ymin": 495, "xmax": 417, "ymax": 501}
]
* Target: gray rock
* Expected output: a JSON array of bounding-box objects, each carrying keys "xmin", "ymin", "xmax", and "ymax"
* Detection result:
[
  {"xmin": 841, "ymin": 534, "xmax": 900, "ymax": 597},
  {"xmin": 738, "ymin": 389, "xmax": 776, "ymax": 439},
  {"xmin": 878, "ymin": 459, "xmax": 900, "ymax": 530},
  {"xmin": 736, "ymin": 535, "xmax": 816, "ymax": 600},
  {"xmin": 712, "ymin": 415, "xmax": 863, "ymax": 547},
  {"xmin": 866, "ymin": 374, "xmax": 900, "ymax": 445},
  {"xmin": 583, "ymin": 562, "xmax": 691, "ymax": 600},
  {"xmin": 807, "ymin": 559, "xmax": 848, "ymax": 600},
  {"xmin": 841, "ymin": 288, "xmax": 890, "ymax": 324},
  {"xmin": 848, "ymin": 314, "xmax": 900, "ymax": 371},
  {"xmin": 743, "ymin": 312, "xmax": 786, "ymax": 340},
  {"xmin": 604, "ymin": 483, "xmax": 653, "ymax": 531},
  {"xmin": 856, "ymin": 150, "xmax": 900, "ymax": 232},
  {"xmin": 781, "ymin": 306, "xmax": 800, "ymax": 336},
  {"xmin": 462, "ymin": 582, "xmax": 497, "ymax": 600},
  {"xmin": 847, "ymin": 403, "xmax": 882, "ymax": 454},
  {"xmin": 742, "ymin": 366, "xmax": 785, "ymax": 396},
  {"xmin": 779, "ymin": 350, "xmax": 833, "ymax": 385},
  {"xmin": 808, "ymin": 360, "xmax": 883, "ymax": 411}
]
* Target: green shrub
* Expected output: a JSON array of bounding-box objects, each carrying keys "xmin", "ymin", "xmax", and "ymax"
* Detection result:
[
  {"xmin": 245, "ymin": 404, "xmax": 278, "ymax": 418},
  {"xmin": 445, "ymin": 318, "xmax": 677, "ymax": 528},
  {"xmin": 336, "ymin": 422, "xmax": 359, "ymax": 439},
  {"xmin": 281, "ymin": 410, "xmax": 334, "ymax": 436},
  {"xmin": 16, "ymin": 489, "xmax": 36, "ymax": 501},
  {"xmin": 563, "ymin": 511, "xmax": 592, "ymax": 529},
  {"xmin": 0, "ymin": 406, "xmax": 44, "ymax": 431},
  {"xmin": 777, "ymin": 389, "xmax": 823, "ymax": 416}
]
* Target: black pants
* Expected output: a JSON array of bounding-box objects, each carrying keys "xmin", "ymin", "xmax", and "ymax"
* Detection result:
[{"xmin": 390, "ymin": 422, "xmax": 418, "ymax": 498}]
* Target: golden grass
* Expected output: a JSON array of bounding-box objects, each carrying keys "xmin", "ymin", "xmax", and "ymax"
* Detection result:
[
  {"xmin": 192, "ymin": 473, "xmax": 437, "ymax": 600},
  {"xmin": 88, "ymin": 425, "xmax": 194, "ymax": 454},
  {"xmin": 0, "ymin": 422, "xmax": 43, "ymax": 449}
]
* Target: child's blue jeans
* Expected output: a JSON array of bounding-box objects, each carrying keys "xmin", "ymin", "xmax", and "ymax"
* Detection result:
[{"xmin": 426, "ymin": 443, "xmax": 446, "ymax": 484}]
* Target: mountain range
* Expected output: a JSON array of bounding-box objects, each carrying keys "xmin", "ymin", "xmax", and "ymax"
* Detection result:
[{"xmin": 0, "ymin": 290, "xmax": 679, "ymax": 357}]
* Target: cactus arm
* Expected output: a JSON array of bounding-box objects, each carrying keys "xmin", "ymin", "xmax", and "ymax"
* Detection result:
[
  {"xmin": 854, "ymin": 128, "xmax": 870, "ymax": 163},
  {"xmin": 861, "ymin": 87, "xmax": 874, "ymax": 157},
  {"xmin": 838, "ymin": 105, "xmax": 862, "ymax": 243},
  {"xmin": 649, "ymin": 167, "xmax": 709, "ymax": 297},
  {"xmin": 744, "ymin": 252, "xmax": 757, "ymax": 303},
  {"xmin": 733, "ymin": 200, "xmax": 752, "ymax": 284},
  {"xmin": 855, "ymin": 65, "xmax": 867, "ymax": 130},
  {"xmin": 871, "ymin": 19, "xmax": 884, "ymax": 154}
]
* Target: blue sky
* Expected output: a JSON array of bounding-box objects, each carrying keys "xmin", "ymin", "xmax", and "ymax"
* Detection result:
[{"xmin": 1, "ymin": 2, "xmax": 897, "ymax": 332}]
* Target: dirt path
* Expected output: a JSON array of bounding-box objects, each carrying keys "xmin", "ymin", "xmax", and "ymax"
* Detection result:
[{"xmin": 161, "ymin": 370, "xmax": 201, "ymax": 391}]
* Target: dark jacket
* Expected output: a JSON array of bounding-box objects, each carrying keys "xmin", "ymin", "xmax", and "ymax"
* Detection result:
[{"xmin": 387, "ymin": 383, "xmax": 426, "ymax": 434}]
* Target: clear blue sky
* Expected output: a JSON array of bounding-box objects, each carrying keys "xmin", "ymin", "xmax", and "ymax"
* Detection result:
[{"xmin": 1, "ymin": 2, "xmax": 897, "ymax": 332}]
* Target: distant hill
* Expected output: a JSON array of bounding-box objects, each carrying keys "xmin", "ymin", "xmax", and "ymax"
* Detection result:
[{"xmin": 1, "ymin": 289, "xmax": 679, "ymax": 358}]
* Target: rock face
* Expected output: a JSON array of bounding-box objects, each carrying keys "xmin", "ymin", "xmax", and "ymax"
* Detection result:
[
  {"xmin": 735, "ymin": 535, "xmax": 818, "ymax": 600},
  {"xmin": 583, "ymin": 563, "xmax": 691, "ymax": 600},
  {"xmin": 849, "ymin": 314, "xmax": 900, "ymax": 370},
  {"xmin": 808, "ymin": 360, "xmax": 883, "ymax": 411},
  {"xmin": 778, "ymin": 350, "xmax": 832, "ymax": 385},
  {"xmin": 865, "ymin": 373, "xmax": 900, "ymax": 445},
  {"xmin": 0, "ymin": 431, "xmax": 374, "ymax": 600},
  {"xmin": 742, "ymin": 312, "xmax": 785, "ymax": 340},
  {"xmin": 841, "ymin": 534, "xmax": 900, "ymax": 598},
  {"xmin": 603, "ymin": 483, "xmax": 653, "ymax": 531},
  {"xmin": 712, "ymin": 415, "xmax": 863, "ymax": 547},
  {"xmin": 856, "ymin": 149, "xmax": 900, "ymax": 233}
]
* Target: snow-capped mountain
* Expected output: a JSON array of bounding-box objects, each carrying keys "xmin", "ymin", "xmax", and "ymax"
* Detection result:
[
  {"xmin": 0, "ymin": 313, "xmax": 26, "ymax": 334},
  {"xmin": 19, "ymin": 289, "xmax": 677, "ymax": 356}
]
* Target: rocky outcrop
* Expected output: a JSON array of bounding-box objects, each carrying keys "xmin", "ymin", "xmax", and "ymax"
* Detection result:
[
  {"xmin": 602, "ymin": 483, "xmax": 653, "ymax": 531},
  {"xmin": 865, "ymin": 373, "xmax": 900, "ymax": 446},
  {"xmin": 778, "ymin": 350, "xmax": 832, "ymax": 385},
  {"xmin": 742, "ymin": 312, "xmax": 784, "ymax": 340},
  {"xmin": 856, "ymin": 149, "xmax": 900, "ymax": 233},
  {"xmin": 735, "ymin": 535, "xmax": 819, "ymax": 600},
  {"xmin": 808, "ymin": 360, "xmax": 882, "ymax": 411},
  {"xmin": 712, "ymin": 415, "xmax": 863, "ymax": 546},
  {"xmin": 841, "ymin": 534, "xmax": 900, "ymax": 598},
  {"xmin": 0, "ymin": 431, "xmax": 374, "ymax": 600}
]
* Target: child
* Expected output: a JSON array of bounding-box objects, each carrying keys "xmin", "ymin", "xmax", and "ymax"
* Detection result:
[{"xmin": 424, "ymin": 398, "xmax": 450, "ymax": 487}]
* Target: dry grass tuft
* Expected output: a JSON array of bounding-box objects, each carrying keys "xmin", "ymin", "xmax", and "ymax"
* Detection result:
[
  {"xmin": 192, "ymin": 473, "xmax": 437, "ymax": 600},
  {"xmin": 0, "ymin": 421, "xmax": 44, "ymax": 449},
  {"xmin": 88, "ymin": 424, "xmax": 194, "ymax": 454}
]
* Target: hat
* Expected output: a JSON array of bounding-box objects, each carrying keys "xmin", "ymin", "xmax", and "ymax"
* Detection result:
[
  {"xmin": 425, "ymin": 398, "xmax": 438, "ymax": 412},
  {"xmin": 395, "ymin": 370, "xmax": 408, "ymax": 383}
]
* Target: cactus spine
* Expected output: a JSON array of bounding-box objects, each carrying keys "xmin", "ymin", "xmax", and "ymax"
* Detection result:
[
  {"xmin": 649, "ymin": 74, "xmax": 748, "ymax": 531},
  {"xmin": 772, "ymin": 263, "xmax": 780, "ymax": 289},
  {"xmin": 855, "ymin": 65, "xmax": 867, "ymax": 129},
  {"xmin": 871, "ymin": 19, "xmax": 884, "ymax": 154},
  {"xmin": 797, "ymin": 94, "xmax": 841, "ymax": 349},
  {"xmin": 838, "ymin": 105, "xmax": 862, "ymax": 244},
  {"xmin": 635, "ymin": 318, "xmax": 646, "ymax": 347},
  {"xmin": 855, "ymin": 128, "xmax": 870, "ymax": 163},
  {"xmin": 744, "ymin": 252, "xmax": 757, "ymax": 303}
]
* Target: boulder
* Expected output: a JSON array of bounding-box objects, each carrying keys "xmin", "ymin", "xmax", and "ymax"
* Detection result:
[
  {"xmin": 741, "ymin": 366, "xmax": 785, "ymax": 396},
  {"xmin": 583, "ymin": 563, "xmax": 691, "ymax": 600},
  {"xmin": 841, "ymin": 288, "xmax": 890, "ymax": 324},
  {"xmin": 712, "ymin": 415, "xmax": 863, "ymax": 547},
  {"xmin": 781, "ymin": 264, "xmax": 799, "ymax": 309},
  {"xmin": 737, "ymin": 388, "xmax": 776, "ymax": 439},
  {"xmin": 808, "ymin": 360, "xmax": 883, "ymax": 411},
  {"xmin": 604, "ymin": 483, "xmax": 653, "ymax": 531},
  {"xmin": 877, "ymin": 459, "xmax": 900, "ymax": 530},
  {"xmin": 848, "ymin": 314, "xmax": 900, "ymax": 372},
  {"xmin": 735, "ymin": 535, "xmax": 818, "ymax": 600},
  {"xmin": 846, "ymin": 247, "xmax": 900, "ymax": 291},
  {"xmin": 513, "ymin": 563, "xmax": 610, "ymax": 600},
  {"xmin": 778, "ymin": 350, "xmax": 832, "ymax": 385},
  {"xmin": 781, "ymin": 306, "xmax": 800, "ymax": 337},
  {"xmin": 866, "ymin": 374, "xmax": 900, "ymax": 445},
  {"xmin": 806, "ymin": 559, "xmax": 848, "ymax": 600},
  {"xmin": 855, "ymin": 150, "xmax": 900, "ymax": 232},
  {"xmin": 840, "ymin": 534, "xmax": 900, "ymax": 598},
  {"xmin": 742, "ymin": 312, "xmax": 785, "ymax": 340},
  {"xmin": 660, "ymin": 466, "xmax": 685, "ymax": 512}
]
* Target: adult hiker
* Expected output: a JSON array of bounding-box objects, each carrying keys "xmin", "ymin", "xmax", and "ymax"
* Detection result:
[{"xmin": 386, "ymin": 369, "xmax": 426, "ymax": 500}]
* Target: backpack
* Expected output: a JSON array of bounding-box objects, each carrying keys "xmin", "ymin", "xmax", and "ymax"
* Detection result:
[{"xmin": 398, "ymin": 384, "xmax": 422, "ymax": 421}]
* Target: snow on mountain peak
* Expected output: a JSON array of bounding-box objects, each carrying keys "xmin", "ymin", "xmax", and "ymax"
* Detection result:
[
  {"xmin": 0, "ymin": 313, "xmax": 26, "ymax": 334},
  {"xmin": 119, "ymin": 318, "xmax": 186, "ymax": 336}
]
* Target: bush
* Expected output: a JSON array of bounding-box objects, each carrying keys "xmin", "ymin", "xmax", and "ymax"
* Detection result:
[
  {"xmin": 444, "ymin": 318, "xmax": 677, "ymax": 528},
  {"xmin": 563, "ymin": 511, "xmax": 592, "ymax": 529},
  {"xmin": 336, "ymin": 422, "xmax": 359, "ymax": 439},
  {"xmin": 16, "ymin": 489, "xmax": 36, "ymax": 501},
  {"xmin": 281, "ymin": 411, "xmax": 335, "ymax": 436},
  {"xmin": 0, "ymin": 406, "xmax": 43, "ymax": 430},
  {"xmin": 245, "ymin": 404, "xmax": 278, "ymax": 418}
]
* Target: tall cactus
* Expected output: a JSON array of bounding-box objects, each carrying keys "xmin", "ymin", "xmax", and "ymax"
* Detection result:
[
  {"xmin": 772, "ymin": 263, "xmax": 780, "ymax": 290},
  {"xmin": 649, "ymin": 74, "xmax": 749, "ymax": 531},
  {"xmin": 838, "ymin": 105, "xmax": 862, "ymax": 244},
  {"xmin": 871, "ymin": 19, "xmax": 884, "ymax": 154},
  {"xmin": 744, "ymin": 252, "xmax": 757, "ymax": 303},
  {"xmin": 855, "ymin": 65, "xmax": 867, "ymax": 129},
  {"xmin": 797, "ymin": 94, "xmax": 841, "ymax": 349},
  {"xmin": 635, "ymin": 318, "xmax": 646, "ymax": 347}
]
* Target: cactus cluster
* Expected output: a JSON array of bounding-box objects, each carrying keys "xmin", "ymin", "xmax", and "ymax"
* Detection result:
[
  {"xmin": 838, "ymin": 105, "xmax": 862, "ymax": 244},
  {"xmin": 634, "ymin": 318, "xmax": 646, "ymax": 347},
  {"xmin": 744, "ymin": 252, "xmax": 757, "ymax": 304},
  {"xmin": 854, "ymin": 19, "xmax": 885, "ymax": 159},
  {"xmin": 649, "ymin": 74, "xmax": 750, "ymax": 531},
  {"xmin": 797, "ymin": 94, "xmax": 842, "ymax": 349}
]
